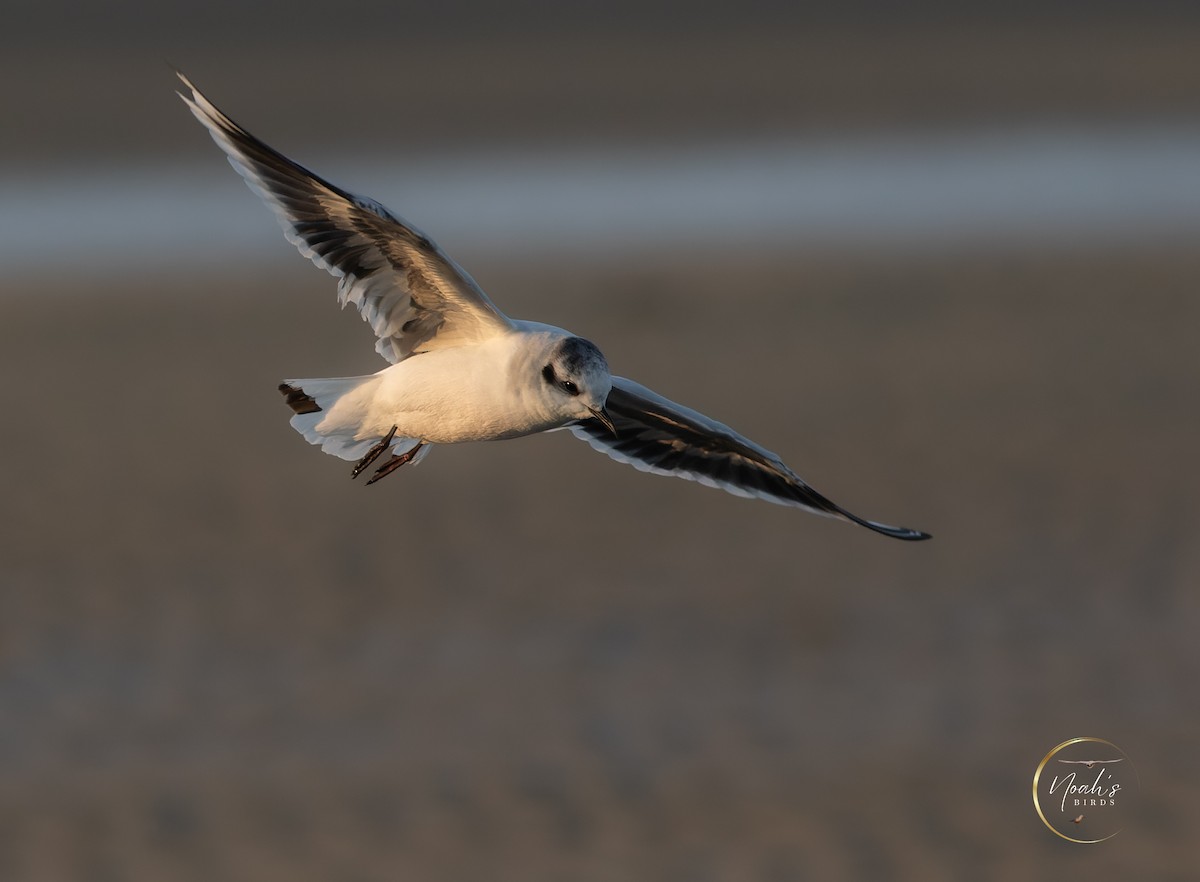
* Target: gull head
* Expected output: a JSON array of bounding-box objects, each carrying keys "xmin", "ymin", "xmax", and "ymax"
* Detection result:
[{"xmin": 541, "ymin": 336, "xmax": 614, "ymax": 432}]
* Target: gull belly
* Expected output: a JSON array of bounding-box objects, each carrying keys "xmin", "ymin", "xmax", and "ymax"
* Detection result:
[{"xmin": 327, "ymin": 329, "xmax": 567, "ymax": 445}]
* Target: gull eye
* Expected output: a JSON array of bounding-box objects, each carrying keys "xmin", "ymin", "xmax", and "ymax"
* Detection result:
[{"xmin": 542, "ymin": 363, "xmax": 579, "ymax": 396}]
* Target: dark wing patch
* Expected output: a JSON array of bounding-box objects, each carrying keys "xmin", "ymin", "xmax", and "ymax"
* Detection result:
[
  {"xmin": 570, "ymin": 377, "xmax": 930, "ymax": 541},
  {"xmin": 178, "ymin": 73, "xmax": 512, "ymax": 363}
]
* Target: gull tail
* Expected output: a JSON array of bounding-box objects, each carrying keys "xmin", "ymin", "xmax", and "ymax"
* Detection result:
[{"xmin": 277, "ymin": 376, "xmax": 425, "ymax": 464}]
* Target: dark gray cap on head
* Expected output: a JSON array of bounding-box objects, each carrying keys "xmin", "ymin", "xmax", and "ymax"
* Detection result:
[{"xmin": 555, "ymin": 336, "xmax": 608, "ymax": 374}]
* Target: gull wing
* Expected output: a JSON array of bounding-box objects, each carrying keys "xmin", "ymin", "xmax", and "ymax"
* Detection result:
[
  {"xmin": 570, "ymin": 377, "xmax": 930, "ymax": 540},
  {"xmin": 177, "ymin": 73, "xmax": 513, "ymax": 363}
]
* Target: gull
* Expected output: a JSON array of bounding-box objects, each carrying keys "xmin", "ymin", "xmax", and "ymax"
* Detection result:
[{"xmin": 178, "ymin": 73, "xmax": 930, "ymax": 541}]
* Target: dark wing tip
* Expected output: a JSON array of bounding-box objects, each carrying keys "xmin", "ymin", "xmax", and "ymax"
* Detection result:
[
  {"xmin": 774, "ymin": 464, "xmax": 931, "ymax": 541},
  {"xmin": 842, "ymin": 511, "xmax": 932, "ymax": 541},
  {"xmin": 872, "ymin": 524, "xmax": 932, "ymax": 542}
]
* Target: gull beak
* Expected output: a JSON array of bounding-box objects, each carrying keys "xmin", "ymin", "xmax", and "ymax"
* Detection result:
[{"xmin": 587, "ymin": 406, "xmax": 617, "ymax": 437}]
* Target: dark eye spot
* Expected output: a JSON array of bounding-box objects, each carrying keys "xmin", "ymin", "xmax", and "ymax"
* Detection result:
[{"xmin": 542, "ymin": 364, "xmax": 579, "ymax": 396}]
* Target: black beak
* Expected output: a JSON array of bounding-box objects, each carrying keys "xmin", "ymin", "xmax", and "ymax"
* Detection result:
[{"xmin": 587, "ymin": 406, "xmax": 617, "ymax": 437}]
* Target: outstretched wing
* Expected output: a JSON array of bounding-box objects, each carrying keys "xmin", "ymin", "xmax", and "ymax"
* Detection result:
[
  {"xmin": 570, "ymin": 377, "xmax": 930, "ymax": 540},
  {"xmin": 177, "ymin": 72, "xmax": 513, "ymax": 363}
]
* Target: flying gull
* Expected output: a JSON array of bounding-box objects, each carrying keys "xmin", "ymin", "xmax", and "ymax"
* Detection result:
[{"xmin": 178, "ymin": 73, "xmax": 930, "ymax": 541}]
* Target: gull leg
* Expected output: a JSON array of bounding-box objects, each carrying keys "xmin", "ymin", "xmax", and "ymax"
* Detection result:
[
  {"xmin": 365, "ymin": 441, "xmax": 425, "ymax": 486},
  {"xmin": 351, "ymin": 425, "xmax": 398, "ymax": 479}
]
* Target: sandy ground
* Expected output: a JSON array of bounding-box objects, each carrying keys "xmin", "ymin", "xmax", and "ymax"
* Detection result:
[{"xmin": 2, "ymin": 245, "xmax": 1198, "ymax": 880}]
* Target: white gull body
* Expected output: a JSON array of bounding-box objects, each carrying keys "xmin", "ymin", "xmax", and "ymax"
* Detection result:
[{"xmin": 297, "ymin": 323, "xmax": 604, "ymax": 450}]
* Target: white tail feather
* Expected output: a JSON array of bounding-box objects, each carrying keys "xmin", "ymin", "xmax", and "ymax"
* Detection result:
[{"xmin": 279, "ymin": 376, "xmax": 424, "ymax": 463}]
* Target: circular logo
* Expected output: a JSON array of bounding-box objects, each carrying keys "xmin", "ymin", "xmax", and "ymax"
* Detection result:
[{"xmin": 1032, "ymin": 737, "xmax": 1137, "ymax": 843}]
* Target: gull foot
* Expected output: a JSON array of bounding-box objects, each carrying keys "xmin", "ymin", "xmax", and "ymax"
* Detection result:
[
  {"xmin": 365, "ymin": 441, "xmax": 425, "ymax": 486},
  {"xmin": 351, "ymin": 425, "xmax": 398, "ymax": 479}
]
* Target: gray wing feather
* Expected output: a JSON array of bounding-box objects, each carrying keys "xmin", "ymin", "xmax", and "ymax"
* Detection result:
[
  {"xmin": 177, "ymin": 73, "xmax": 513, "ymax": 363},
  {"xmin": 571, "ymin": 377, "xmax": 930, "ymax": 540}
]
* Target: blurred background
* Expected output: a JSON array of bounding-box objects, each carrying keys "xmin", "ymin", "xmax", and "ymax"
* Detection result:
[{"xmin": 2, "ymin": 2, "xmax": 1199, "ymax": 879}]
